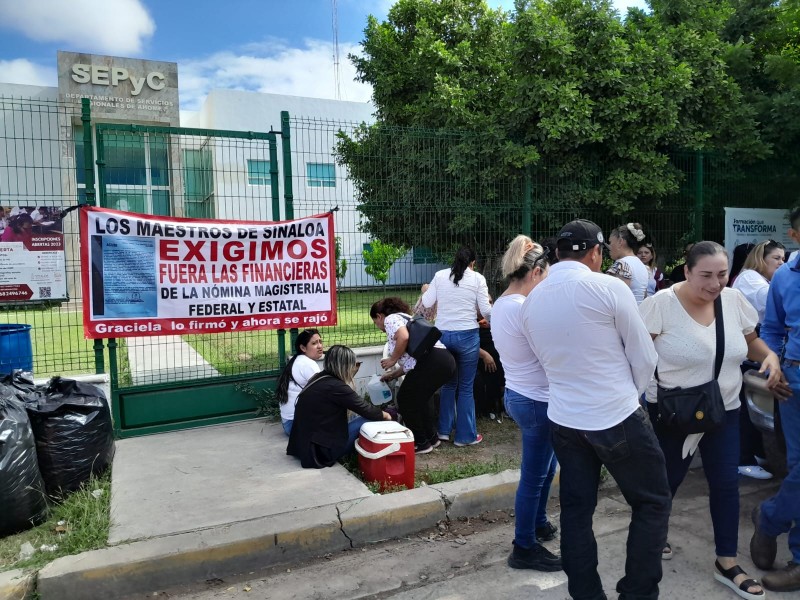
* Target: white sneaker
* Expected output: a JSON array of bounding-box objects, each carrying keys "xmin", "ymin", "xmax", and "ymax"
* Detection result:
[
  {"xmin": 738, "ymin": 465, "xmax": 773, "ymax": 480},
  {"xmin": 755, "ymin": 456, "xmax": 769, "ymax": 467}
]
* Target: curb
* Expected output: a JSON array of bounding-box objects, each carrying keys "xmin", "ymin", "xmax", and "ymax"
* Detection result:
[
  {"xmin": 35, "ymin": 469, "xmax": 529, "ymax": 600},
  {"xmin": 0, "ymin": 569, "xmax": 34, "ymax": 600}
]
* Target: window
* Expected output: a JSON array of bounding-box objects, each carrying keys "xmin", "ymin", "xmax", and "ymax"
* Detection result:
[
  {"xmin": 306, "ymin": 162, "xmax": 335, "ymax": 187},
  {"xmin": 413, "ymin": 246, "xmax": 437, "ymax": 264},
  {"xmin": 184, "ymin": 149, "xmax": 215, "ymax": 218},
  {"xmin": 247, "ymin": 160, "xmax": 271, "ymax": 186},
  {"xmin": 74, "ymin": 127, "xmax": 172, "ymax": 216}
]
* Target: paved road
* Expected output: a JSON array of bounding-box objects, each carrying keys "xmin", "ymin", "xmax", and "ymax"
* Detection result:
[{"xmin": 145, "ymin": 471, "xmax": 788, "ymax": 600}]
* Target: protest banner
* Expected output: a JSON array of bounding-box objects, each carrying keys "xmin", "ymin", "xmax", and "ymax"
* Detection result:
[
  {"xmin": 80, "ymin": 207, "xmax": 336, "ymax": 338},
  {"xmin": 723, "ymin": 207, "xmax": 797, "ymax": 258},
  {"xmin": 0, "ymin": 206, "xmax": 67, "ymax": 302}
]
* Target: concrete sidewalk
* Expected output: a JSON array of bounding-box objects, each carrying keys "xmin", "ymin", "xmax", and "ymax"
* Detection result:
[{"xmin": 6, "ymin": 420, "xmax": 792, "ymax": 600}]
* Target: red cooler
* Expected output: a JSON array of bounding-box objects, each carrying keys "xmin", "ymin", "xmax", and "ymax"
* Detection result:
[{"xmin": 355, "ymin": 421, "xmax": 415, "ymax": 491}]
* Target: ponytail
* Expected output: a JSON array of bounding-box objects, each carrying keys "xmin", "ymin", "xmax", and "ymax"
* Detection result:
[
  {"xmin": 450, "ymin": 246, "xmax": 477, "ymax": 286},
  {"xmin": 275, "ymin": 355, "xmax": 299, "ymax": 405}
]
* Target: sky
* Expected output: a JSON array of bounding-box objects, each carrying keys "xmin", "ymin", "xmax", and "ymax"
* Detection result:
[{"xmin": 0, "ymin": 0, "xmax": 649, "ymax": 112}]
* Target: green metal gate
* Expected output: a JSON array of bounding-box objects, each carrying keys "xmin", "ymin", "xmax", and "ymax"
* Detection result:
[{"xmin": 93, "ymin": 120, "xmax": 295, "ymax": 437}]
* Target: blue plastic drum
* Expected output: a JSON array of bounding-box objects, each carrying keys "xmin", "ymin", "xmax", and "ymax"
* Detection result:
[{"xmin": 0, "ymin": 324, "xmax": 33, "ymax": 374}]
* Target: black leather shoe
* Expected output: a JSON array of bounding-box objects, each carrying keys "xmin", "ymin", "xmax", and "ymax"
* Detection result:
[
  {"xmin": 750, "ymin": 506, "xmax": 778, "ymax": 570},
  {"xmin": 536, "ymin": 521, "xmax": 558, "ymax": 542},
  {"xmin": 507, "ymin": 542, "xmax": 562, "ymax": 572},
  {"xmin": 763, "ymin": 562, "xmax": 800, "ymax": 592}
]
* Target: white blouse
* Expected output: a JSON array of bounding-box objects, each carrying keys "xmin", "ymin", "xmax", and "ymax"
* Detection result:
[{"xmin": 639, "ymin": 287, "xmax": 757, "ymax": 410}]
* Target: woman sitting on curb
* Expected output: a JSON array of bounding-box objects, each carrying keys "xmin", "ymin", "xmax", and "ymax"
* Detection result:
[
  {"xmin": 287, "ymin": 345, "xmax": 392, "ymax": 468},
  {"xmin": 275, "ymin": 328, "xmax": 323, "ymax": 436}
]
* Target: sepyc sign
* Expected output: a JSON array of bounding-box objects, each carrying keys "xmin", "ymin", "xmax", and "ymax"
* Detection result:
[{"xmin": 80, "ymin": 206, "xmax": 337, "ymax": 339}]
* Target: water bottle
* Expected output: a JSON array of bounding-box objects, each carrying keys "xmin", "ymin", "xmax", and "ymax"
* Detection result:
[{"xmin": 367, "ymin": 374, "xmax": 392, "ymax": 405}]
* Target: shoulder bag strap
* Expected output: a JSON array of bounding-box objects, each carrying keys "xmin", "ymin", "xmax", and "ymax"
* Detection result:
[
  {"xmin": 713, "ymin": 294, "xmax": 725, "ymax": 380},
  {"xmin": 655, "ymin": 294, "xmax": 725, "ymax": 383}
]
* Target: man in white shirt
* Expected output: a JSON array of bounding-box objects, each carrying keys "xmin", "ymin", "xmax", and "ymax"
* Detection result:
[{"xmin": 520, "ymin": 219, "xmax": 671, "ymax": 600}]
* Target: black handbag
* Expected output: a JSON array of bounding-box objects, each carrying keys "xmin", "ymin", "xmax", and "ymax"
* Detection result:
[
  {"xmin": 656, "ymin": 295, "xmax": 726, "ymax": 434},
  {"xmin": 401, "ymin": 314, "xmax": 441, "ymax": 360}
]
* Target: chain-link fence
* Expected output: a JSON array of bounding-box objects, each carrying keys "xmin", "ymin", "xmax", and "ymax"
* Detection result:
[{"xmin": 0, "ymin": 99, "xmax": 797, "ymax": 386}]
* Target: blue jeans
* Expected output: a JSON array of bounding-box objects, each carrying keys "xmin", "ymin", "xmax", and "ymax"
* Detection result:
[
  {"xmin": 759, "ymin": 362, "xmax": 800, "ymax": 562},
  {"xmin": 347, "ymin": 417, "xmax": 368, "ymax": 454},
  {"xmin": 282, "ymin": 419, "xmax": 292, "ymax": 436},
  {"xmin": 438, "ymin": 328, "xmax": 480, "ymax": 444},
  {"xmin": 552, "ymin": 407, "xmax": 671, "ymax": 600},
  {"xmin": 647, "ymin": 404, "xmax": 741, "ymax": 557},
  {"xmin": 504, "ymin": 388, "xmax": 557, "ymax": 549}
]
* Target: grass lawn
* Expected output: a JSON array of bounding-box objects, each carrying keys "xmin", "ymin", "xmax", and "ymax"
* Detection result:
[
  {"xmin": 0, "ymin": 472, "xmax": 111, "ymax": 573},
  {"xmin": 0, "ymin": 307, "xmax": 96, "ymax": 378},
  {"xmin": 184, "ymin": 287, "xmax": 420, "ymax": 374},
  {"xmin": 0, "ymin": 288, "xmax": 423, "ymax": 380}
]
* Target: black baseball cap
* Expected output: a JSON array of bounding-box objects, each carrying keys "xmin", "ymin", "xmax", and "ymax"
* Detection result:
[{"xmin": 557, "ymin": 219, "xmax": 605, "ymax": 251}]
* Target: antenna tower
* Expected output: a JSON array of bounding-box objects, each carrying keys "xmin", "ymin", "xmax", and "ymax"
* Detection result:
[{"xmin": 331, "ymin": 0, "xmax": 342, "ymax": 100}]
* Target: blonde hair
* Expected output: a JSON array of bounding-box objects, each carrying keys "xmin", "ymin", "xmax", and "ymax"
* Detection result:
[
  {"xmin": 743, "ymin": 240, "xmax": 785, "ymax": 277},
  {"xmin": 501, "ymin": 235, "xmax": 548, "ymax": 280}
]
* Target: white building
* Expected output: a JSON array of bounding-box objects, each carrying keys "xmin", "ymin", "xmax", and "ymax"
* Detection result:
[{"xmin": 0, "ymin": 51, "xmax": 442, "ymax": 295}]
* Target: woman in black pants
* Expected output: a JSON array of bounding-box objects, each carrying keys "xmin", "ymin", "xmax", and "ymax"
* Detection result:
[{"xmin": 370, "ymin": 297, "xmax": 456, "ymax": 454}]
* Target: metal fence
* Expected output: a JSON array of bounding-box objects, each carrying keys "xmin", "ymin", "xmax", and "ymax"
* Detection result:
[
  {"xmin": 0, "ymin": 98, "xmax": 797, "ymax": 387},
  {"xmin": 0, "ymin": 97, "xmax": 98, "ymax": 377}
]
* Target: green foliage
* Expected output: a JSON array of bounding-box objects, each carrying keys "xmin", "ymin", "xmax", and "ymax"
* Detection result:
[
  {"xmin": 362, "ymin": 239, "xmax": 407, "ymax": 286},
  {"xmin": 235, "ymin": 383, "xmax": 280, "ymax": 420},
  {"xmin": 337, "ymin": 0, "xmax": 782, "ymax": 252},
  {"xmin": 334, "ymin": 236, "xmax": 348, "ymax": 285}
]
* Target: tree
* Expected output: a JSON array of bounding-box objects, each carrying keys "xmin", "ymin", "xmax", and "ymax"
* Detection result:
[
  {"xmin": 337, "ymin": 0, "xmax": 770, "ymax": 255},
  {"xmin": 362, "ymin": 240, "xmax": 408, "ymax": 290}
]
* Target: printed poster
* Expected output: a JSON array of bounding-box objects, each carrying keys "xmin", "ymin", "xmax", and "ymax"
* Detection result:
[
  {"xmin": 0, "ymin": 205, "xmax": 68, "ymax": 302},
  {"xmin": 81, "ymin": 206, "xmax": 336, "ymax": 338},
  {"xmin": 723, "ymin": 207, "xmax": 797, "ymax": 258}
]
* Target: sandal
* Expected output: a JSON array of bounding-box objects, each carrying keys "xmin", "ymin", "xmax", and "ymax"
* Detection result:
[
  {"xmin": 714, "ymin": 560, "xmax": 764, "ymax": 600},
  {"xmin": 662, "ymin": 542, "xmax": 673, "ymax": 560}
]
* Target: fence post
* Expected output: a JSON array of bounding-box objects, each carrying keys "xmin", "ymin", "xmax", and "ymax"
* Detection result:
[
  {"xmin": 281, "ymin": 111, "xmax": 294, "ymax": 220},
  {"xmin": 694, "ymin": 151, "xmax": 704, "ymax": 241},
  {"xmin": 269, "ymin": 134, "xmax": 280, "ymax": 221},
  {"xmin": 523, "ymin": 165, "xmax": 532, "ymax": 237},
  {"xmin": 81, "ymin": 99, "xmax": 106, "ymax": 374},
  {"xmin": 81, "ymin": 99, "xmax": 96, "ymax": 207},
  {"xmin": 108, "ymin": 337, "xmax": 121, "ymax": 438},
  {"xmin": 281, "ymin": 111, "xmax": 298, "ymax": 349}
]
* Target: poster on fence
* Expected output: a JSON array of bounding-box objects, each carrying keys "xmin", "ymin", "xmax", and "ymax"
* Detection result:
[
  {"xmin": 80, "ymin": 206, "xmax": 336, "ymax": 338},
  {"xmin": 0, "ymin": 205, "xmax": 68, "ymax": 302},
  {"xmin": 723, "ymin": 207, "xmax": 797, "ymax": 258}
]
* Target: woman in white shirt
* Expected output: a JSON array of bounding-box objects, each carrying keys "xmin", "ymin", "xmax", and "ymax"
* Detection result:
[
  {"xmin": 640, "ymin": 241, "xmax": 782, "ymax": 599},
  {"xmin": 422, "ymin": 247, "xmax": 492, "ymax": 446},
  {"xmin": 491, "ymin": 236, "xmax": 561, "ymax": 572},
  {"xmin": 732, "ymin": 240, "xmax": 786, "ymax": 324},
  {"xmin": 607, "ymin": 223, "xmax": 650, "ymax": 303},
  {"xmin": 276, "ymin": 329, "xmax": 323, "ymax": 436}
]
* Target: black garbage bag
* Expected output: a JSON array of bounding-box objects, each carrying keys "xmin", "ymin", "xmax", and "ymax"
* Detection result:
[
  {"xmin": 0, "ymin": 393, "xmax": 48, "ymax": 536},
  {"xmin": 24, "ymin": 377, "xmax": 115, "ymax": 497},
  {"xmin": 1, "ymin": 369, "xmax": 37, "ymax": 399}
]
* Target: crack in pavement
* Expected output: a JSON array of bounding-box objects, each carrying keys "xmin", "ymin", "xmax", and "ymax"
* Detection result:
[{"xmin": 335, "ymin": 505, "xmax": 355, "ymax": 548}]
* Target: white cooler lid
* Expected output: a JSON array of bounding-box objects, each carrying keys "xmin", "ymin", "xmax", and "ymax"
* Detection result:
[{"xmin": 359, "ymin": 420, "xmax": 414, "ymax": 443}]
